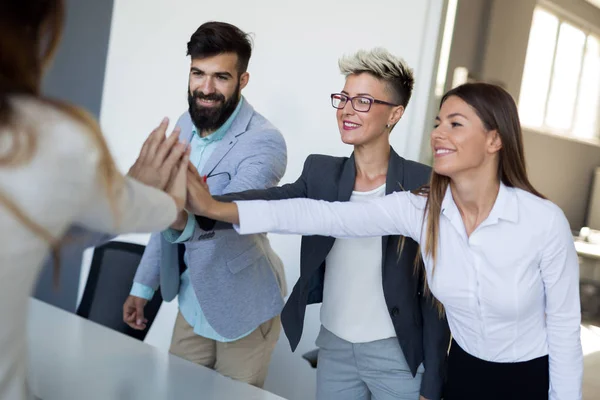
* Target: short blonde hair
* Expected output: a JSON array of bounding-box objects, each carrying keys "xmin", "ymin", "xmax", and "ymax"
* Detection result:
[{"xmin": 338, "ymin": 48, "xmax": 415, "ymax": 107}]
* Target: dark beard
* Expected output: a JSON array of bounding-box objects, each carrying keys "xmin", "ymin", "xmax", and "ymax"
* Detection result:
[{"xmin": 188, "ymin": 84, "xmax": 241, "ymax": 133}]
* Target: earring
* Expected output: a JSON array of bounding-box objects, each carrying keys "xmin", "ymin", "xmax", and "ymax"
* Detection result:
[{"xmin": 386, "ymin": 124, "xmax": 391, "ymax": 128}]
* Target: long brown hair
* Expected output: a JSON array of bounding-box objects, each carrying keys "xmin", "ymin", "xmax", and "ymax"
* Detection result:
[
  {"xmin": 420, "ymin": 83, "xmax": 544, "ymax": 291},
  {"xmin": 0, "ymin": 1, "xmax": 121, "ymax": 285}
]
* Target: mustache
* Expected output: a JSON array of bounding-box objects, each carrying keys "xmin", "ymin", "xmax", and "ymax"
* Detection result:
[{"xmin": 191, "ymin": 91, "xmax": 225, "ymax": 103}]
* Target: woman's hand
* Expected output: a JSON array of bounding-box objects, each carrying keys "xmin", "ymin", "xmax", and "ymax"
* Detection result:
[
  {"xmin": 127, "ymin": 117, "xmax": 186, "ymax": 190},
  {"xmin": 186, "ymin": 164, "xmax": 240, "ymax": 224},
  {"xmin": 185, "ymin": 162, "xmax": 216, "ymax": 216}
]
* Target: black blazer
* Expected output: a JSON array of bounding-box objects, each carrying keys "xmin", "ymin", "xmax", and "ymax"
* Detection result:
[{"xmin": 196, "ymin": 148, "xmax": 450, "ymax": 399}]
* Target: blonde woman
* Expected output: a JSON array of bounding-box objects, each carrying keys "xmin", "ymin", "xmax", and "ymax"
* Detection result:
[
  {"xmin": 0, "ymin": 2, "xmax": 188, "ymax": 399},
  {"xmin": 187, "ymin": 83, "xmax": 583, "ymax": 400},
  {"xmin": 191, "ymin": 48, "xmax": 449, "ymax": 400}
]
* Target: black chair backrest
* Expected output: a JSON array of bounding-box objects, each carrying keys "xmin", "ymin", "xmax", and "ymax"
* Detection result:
[{"xmin": 76, "ymin": 241, "xmax": 163, "ymax": 341}]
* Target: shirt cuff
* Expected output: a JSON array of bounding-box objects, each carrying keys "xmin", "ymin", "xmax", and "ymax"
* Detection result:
[
  {"xmin": 162, "ymin": 212, "xmax": 195, "ymax": 243},
  {"xmin": 233, "ymin": 200, "xmax": 274, "ymax": 234},
  {"xmin": 130, "ymin": 282, "xmax": 155, "ymax": 300}
]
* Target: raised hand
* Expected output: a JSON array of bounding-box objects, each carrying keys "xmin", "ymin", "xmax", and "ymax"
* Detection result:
[
  {"xmin": 127, "ymin": 118, "xmax": 187, "ymax": 190},
  {"xmin": 185, "ymin": 163, "xmax": 240, "ymax": 224},
  {"xmin": 185, "ymin": 162, "xmax": 214, "ymax": 216},
  {"xmin": 165, "ymin": 147, "xmax": 191, "ymax": 213}
]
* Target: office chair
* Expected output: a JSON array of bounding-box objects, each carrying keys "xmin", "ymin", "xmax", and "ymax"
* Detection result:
[{"xmin": 76, "ymin": 241, "xmax": 163, "ymax": 341}]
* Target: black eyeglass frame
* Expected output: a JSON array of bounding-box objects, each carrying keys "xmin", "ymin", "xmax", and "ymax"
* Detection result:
[
  {"xmin": 206, "ymin": 170, "xmax": 231, "ymax": 181},
  {"xmin": 330, "ymin": 93, "xmax": 400, "ymax": 112}
]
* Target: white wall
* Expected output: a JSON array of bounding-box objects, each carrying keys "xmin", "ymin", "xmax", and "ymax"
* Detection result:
[{"xmin": 100, "ymin": 1, "xmax": 445, "ymax": 399}]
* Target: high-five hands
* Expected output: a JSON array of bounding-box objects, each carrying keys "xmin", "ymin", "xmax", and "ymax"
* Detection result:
[
  {"xmin": 127, "ymin": 118, "xmax": 190, "ymax": 211},
  {"xmin": 184, "ymin": 163, "xmax": 240, "ymax": 225},
  {"xmin": 185, "ymin": 162, "xmax": 214, "ymax": 216}
]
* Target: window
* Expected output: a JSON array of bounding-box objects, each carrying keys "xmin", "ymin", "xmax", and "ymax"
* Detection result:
[{"xmin": 519, "ymin": 6, "xmax": 600, "ymax": 140}]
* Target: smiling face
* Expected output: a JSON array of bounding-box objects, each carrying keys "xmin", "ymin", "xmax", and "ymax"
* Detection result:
[
  {"xmin": 336, "ymin": 72, "xmax": 404, "ymax": 146},
  {"xmin": 187, "ymin": 52, "xmax": 249, "ymax": 133},
  {"xmin": 431, "ymin": 95, "xmax": 502, "ymax": 178}
]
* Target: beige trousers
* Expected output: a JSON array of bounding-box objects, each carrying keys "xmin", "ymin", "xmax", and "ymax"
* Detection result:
[{"xmin": 169, "ymin": 311, "xmax": 281, "ymax": 388}]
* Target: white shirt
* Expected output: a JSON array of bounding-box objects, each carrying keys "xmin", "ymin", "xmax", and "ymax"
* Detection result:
[
  {"xmin": 321, "ymin": 183, "xmax": 397, "ymax": 343},
  {"xmin": 0, "ymin": 97, "xmax": 177, "ymax": 400},
  {"xmin": 234, "ymin": 183, "xmax": 583, "ymax": 400}
]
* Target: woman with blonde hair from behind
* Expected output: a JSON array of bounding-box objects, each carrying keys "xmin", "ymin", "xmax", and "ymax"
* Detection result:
[
  {"xmin": 187, "ymin": 82, "xmax": 583, "ymax": 399},
  {"xmin": 0, "ymin": 1, "xmax": 189, "ymax": 399}
]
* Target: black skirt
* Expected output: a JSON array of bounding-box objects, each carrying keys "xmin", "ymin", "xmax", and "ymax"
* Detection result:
[{"xmin": 444, "ymin": 340, "xmax": 549, "ymax": 400}]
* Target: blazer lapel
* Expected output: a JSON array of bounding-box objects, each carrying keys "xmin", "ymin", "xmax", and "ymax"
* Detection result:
[
  {"xmin": 337, "ymin": 153, "xmax": 356, "ymax": 202},
  {"xmin": 311, "ymin": 155, "xmax": 357, "ymax": 264},
  {"xmin": 201, "ymin": 100, "xmax": 255, "ymax": 176},
  {"xmin": 386, "ymin": 147, "xmax": 405, "ymax": 194},
  {"xmin": 381, "ymin": 148, "xmax": 405, "ymax": 267}
]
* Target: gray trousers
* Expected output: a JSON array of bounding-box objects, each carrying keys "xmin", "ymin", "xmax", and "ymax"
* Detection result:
[{"xmin": 316, "ymin": 326, "xmax": 424, "ymax": 400}]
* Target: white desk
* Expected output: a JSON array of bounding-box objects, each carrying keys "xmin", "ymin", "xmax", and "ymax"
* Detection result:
[{"xmin": 27, "ymin": 299, "xmax": 286, "ymax": 400}]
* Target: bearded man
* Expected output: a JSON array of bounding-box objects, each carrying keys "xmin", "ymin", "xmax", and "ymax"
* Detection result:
[{"xmin": 122, "ymin": 21, "xmax": 287, "ymax": 388}]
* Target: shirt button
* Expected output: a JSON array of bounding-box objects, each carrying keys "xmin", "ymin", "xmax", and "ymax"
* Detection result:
[{"xmin": 390, "ymin": 307, "xmax": 399, "ymax": 317}]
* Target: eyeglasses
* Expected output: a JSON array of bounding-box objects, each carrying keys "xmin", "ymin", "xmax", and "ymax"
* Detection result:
[
  {"xmin": 331, "ymin": 93, "xmax": 400, "ymax": 112},
  {"xmin": 206, "ymin": 170, "xmax": 231, "ymax": 181}
]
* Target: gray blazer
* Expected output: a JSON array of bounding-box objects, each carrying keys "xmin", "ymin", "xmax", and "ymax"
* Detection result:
[{"xmin": 133, "ymin": 99, "xmax": 288, "ymax": 339}]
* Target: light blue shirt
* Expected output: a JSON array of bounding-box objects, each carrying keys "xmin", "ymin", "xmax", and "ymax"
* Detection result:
[{"xmin": 131, "ymin": 98, "xmax": 251, "ymax": 342}]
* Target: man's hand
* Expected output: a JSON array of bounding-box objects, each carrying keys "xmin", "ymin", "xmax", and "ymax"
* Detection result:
[
  {"xmin": 123, "ymin": 295, "xmax": 149, "ymax": 330},
  {"xmin": 186, "ymin": 162, "xmax": 214, "ymax": 216},
  {"xmin": 127, "ymin": 118, "xmax": 187, "ymax": 190}
]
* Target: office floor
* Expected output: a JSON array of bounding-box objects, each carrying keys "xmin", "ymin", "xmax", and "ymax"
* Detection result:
[{"xmin": 582, "ymin": 322, "xmax": 600, "ymax": 399}]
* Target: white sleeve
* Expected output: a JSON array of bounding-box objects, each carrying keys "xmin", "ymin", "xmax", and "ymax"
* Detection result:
[
  {"xmin": 73, "ymin": 136, "xmax": 177, "ymax": 234},
  {"xmin": 540, "ymin": 207, "xmax": 583, "ymax": 400},
  {"xmin": 233, "ymin": 191, "xmax": 425, "ymax": 242},
  {"xmin": 76, "ymin": 176, "xmax": 177, "ymax": 235}
]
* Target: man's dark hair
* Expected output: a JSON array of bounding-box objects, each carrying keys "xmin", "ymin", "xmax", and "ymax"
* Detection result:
[{"xmin": 187, "ymin": 21, "xmax": 252, "ymax": 74}]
